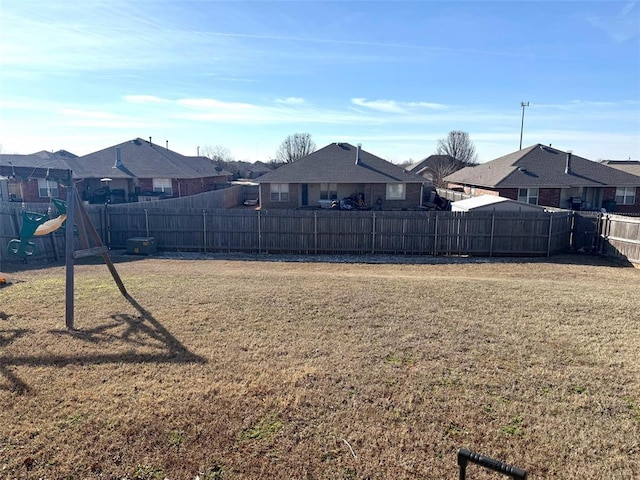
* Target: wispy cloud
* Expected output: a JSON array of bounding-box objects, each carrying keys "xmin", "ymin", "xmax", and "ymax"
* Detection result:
[
  {"xmin": 586, "ymin": 1, "xmax": 640, "ymax": 42},
  {"xmin": 275, "ymin": 97, "xmax": 306, "ymax": 105},
  {"xmin": 351, "ymin": 98, "xmax": 447, "ymax": 114}
]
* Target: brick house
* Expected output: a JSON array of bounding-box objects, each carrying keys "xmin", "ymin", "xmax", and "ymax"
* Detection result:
[
  {"xmin": 0, "ymin": 150, "xmax": 75, "ymax": 203},
  {"xmin": 1, "ymin": 139, "xmax": 232, "ymax": 204},
  {"xmin": 444, "ymin": 144, "xmax": 640, "ymax": 214},
  {"xmin": 255, "ymin": 142, "xmax": 429, "ymax": 210}
]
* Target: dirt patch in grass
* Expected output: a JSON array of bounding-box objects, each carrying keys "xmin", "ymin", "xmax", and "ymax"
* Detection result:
[{"xmin": 1, "ymin": 255, "xmax": 639, "ymax": 479}]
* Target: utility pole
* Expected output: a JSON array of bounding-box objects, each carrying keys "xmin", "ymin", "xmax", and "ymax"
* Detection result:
[{"xmin": 519, "ymin": 101, "xmax": 529, "ymax": 150}]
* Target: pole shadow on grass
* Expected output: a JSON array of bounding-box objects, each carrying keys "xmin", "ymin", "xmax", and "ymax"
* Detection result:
[{"xmin": 0, "ymin": 295, "xmax": 206, "ymax": 395}]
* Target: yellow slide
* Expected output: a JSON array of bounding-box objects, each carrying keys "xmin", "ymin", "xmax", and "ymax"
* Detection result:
[{"xmin": 34, "ymin": 214, "xmax": 67, "ymax": 236}]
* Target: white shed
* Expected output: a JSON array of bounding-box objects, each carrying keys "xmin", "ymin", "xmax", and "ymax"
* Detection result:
[{"xmin": 451, "ymin": 195, "xmax": 547, "ymax": 212}]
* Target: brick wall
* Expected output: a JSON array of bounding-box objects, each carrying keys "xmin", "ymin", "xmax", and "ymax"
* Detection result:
[
  {"xmin": 538, "ymin": 188, "xmax": 561, "ymax": 208},
  {"xmin": 603, "ymin": 186, "xmax": 640, "ymax": 214},
  {"xmin": 259, "ymin": 183, "xmax": 301, "ymax": 209}
]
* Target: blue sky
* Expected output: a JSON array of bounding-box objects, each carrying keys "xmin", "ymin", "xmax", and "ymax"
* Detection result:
[{"xmin": 0, "ymin": 1, "xmax": 638, "ymax": 163}]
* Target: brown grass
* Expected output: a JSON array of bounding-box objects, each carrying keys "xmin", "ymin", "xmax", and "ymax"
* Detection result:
[{"xmin": 1, "ymin": 255, "xmax": 639, "ymax": 479}]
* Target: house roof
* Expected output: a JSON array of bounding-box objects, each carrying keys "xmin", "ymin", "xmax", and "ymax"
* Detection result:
[
  {"xmin": 64, "ymin": 138, "xmax": 231, "ymax": 179},
  {"xmin": 256, "ymin": 143, "xmax": 426, "ymax": 184},
  {"xmin": 601, "ymin": 160, "xmax": 640, "ymax": 177},
  {"xmin": 0, "ymin": 152, "xmax": 74, "ymax": 181},
  {"xmin": 451, "ymin": 194, "xmax": 546, "ymax": 212},
  {"xmin": 445, "ymin": 144, "xmax": 640, "ymax": 188},
  {"xmin": 407, "ymin": 155, "xmax": 464, "ymax": 175}
]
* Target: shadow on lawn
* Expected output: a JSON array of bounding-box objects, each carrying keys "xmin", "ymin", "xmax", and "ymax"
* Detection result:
[{"xmin": 0, "ymin": 295, "xmax": 206, "ymax": 395}]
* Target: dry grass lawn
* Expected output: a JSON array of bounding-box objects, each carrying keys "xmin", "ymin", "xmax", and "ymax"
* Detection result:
[{"xmin": 1, "ymin": 254, "xmax": 639, "ymax": 479}]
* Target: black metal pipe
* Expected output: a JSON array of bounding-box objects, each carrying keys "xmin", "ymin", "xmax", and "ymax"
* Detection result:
[{"xmin": 458, "ymin": 448, "xmax": 527, "ymax": 480}]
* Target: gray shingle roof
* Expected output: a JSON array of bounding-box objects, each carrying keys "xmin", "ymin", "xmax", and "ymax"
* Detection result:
[
  {"xmin": 0, "ymin": 153, "xmax": 73, "ymax": 174},
  {"xmin": 65, "ymin": 138, "xmax": 230, "ymax": 179},
  {"xmin": 601, "ymin": 160, "xmax": 640, "ymax": 177},
  {"xmin": 256, "ymin": 143, "xmax": 426, "ymax": 184},
  {"xmin": 407, "ymin": 154, "xmax": 465, "ymax": 175},
  {"xmin": 445, "ymin": 144, "xmax": 640, "ymax": 188}
]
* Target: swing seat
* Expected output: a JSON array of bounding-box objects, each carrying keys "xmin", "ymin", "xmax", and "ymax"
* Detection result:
[{"xmin": 7, "ymin": 199, "xmax": 67, "ymax": 257}]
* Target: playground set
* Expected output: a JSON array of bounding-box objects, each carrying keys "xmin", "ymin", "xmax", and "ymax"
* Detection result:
[{"xmin": 1, "ymin": 165, "xmax": 128, "ymax": 330}]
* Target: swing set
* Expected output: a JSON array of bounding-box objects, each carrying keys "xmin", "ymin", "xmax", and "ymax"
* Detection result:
[{"xmin": 1, "ymin": 166, "xmax": 129, "ymax": 329}]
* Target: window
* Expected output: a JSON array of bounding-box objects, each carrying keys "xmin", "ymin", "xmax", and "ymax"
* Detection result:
[
  {"xmin": 386, "ymin": 183, "xmax": 406, "ymax": 200},
  {"xmin": 153, "ymin": 178, "xmax": 173, "ymax": 196},
  {"xmin": 320, "ymin": 183, "xmax": 337, "ymax": 200},
  {"xmin": 518, "ymin": 187, "xmax": 538, "ymax": 205},
  {"xmin": 37, "ymin": 179, "xmax": 59, "ymax": 198},
  {"xmin": 270, "ymin": 183, "xmax": 289, "ymax": 202},
  {"xmin": 615, "ymin": 187, "xmax": 636, "ymax": 205}
]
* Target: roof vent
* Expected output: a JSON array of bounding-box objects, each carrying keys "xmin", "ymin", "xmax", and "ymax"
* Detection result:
[
  {"xmin": 114, "ymin": 147, "xmax": 122, "ymax": 169},
  {"xmin": 565, "ymin": 150, "xmax": 573, "ymax": 175},
  {"xmin": 356, "ymin": 143, "xmax": 362, "ymax": 165}
]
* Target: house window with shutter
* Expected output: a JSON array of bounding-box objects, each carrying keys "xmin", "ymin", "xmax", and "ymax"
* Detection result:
[
  {"xmin": 37, "ymin": 179, "xmax": 59, "ymax": 198},
  {"xmin": 153, "ymin": 178, "xmax": 173, "ymax": 196},
  {"xmin": 270, "ymin": 183, "xmax": 289, "ymax": 202},
  {"xmin": 615, "ymin": 187, "xmax": 636, "ymax": 205},
  {"xmin": 386, "ymin": 183, "xmax": 406, "ymax": 200}
]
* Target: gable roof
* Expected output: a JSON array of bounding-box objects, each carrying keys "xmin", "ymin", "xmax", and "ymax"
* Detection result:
[
  {"xmin": 445, "ymin": 144, "xmax": 640, "ymax": 188},
  {"xmin": 601, "ymin": 160, "xmax": 640, "ymax": 177},
  {"xmin": 407, "ymin": 154, "xmax": 464, "ymax": 175},
  {"xmin": 256, "ymin": 143, "xmax": 426, "ymax": 184},
  {"xmin": 64, "ymin": 138, "xmax": 230, "ymax": 179},
  {"xmin": 0, "ymin": 152, "xmax": 74, "ymax": 181}
]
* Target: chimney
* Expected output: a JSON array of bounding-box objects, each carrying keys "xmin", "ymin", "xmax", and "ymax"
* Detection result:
[
  {"xmin": 565, "ymin": 150, "xmax": 573, "ymax": 174},
  {"xmin": 355, "ymin": 143, "xmax": 362, "ymax": 165},
  {"xmin": 114, "ymin": 147, "xmax": 122, "ymax": 169}
]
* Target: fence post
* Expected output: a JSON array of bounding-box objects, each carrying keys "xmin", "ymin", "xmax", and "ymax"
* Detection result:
[
  {"xmin": 434, "ymin": 214, "xmax": 438, "ymax": 256},
  {"xmin": 258, "ymin": 210, "xmax": 262, "ymax": 254},
  {"xmin": 489, "ymin": 213, "xmax": 495, "ymax": 257},
  {"xmin": 371, "ymin": 212, "xmax": 376, "ymax": 254},
  {"xmin": 546, "ymin": 213, "xmax": 553, "ymax": 257},
  {"xmin": 202, "ymin": 209, "xmax": 207, "ymax": 253},
  {"xmin": 145, "ymin": 208, "xmax": 149, "ymax": 237},
  {"xmin": 314, "ymin": 211, "xmax": 318, "ymax": 254}
]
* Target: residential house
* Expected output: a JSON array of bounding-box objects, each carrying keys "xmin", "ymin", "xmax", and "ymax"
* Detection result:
[
  {"xmin": 408, "ymin": 154, "xmax": 466, "ymax": 187},
  {"xmin": 255, "ymin": 142, "xmax": 429, "ymax": 210},
  {"xmin": 65, "ymin": 138, "xmax": 232, "ymax": 203},
  {"xmin": 0, "ymin": 150, "xmax": 75, "ymax": 203},
  {"xmin": 445, "ymin": 144, "xmax": 640, "ymax": 213}
]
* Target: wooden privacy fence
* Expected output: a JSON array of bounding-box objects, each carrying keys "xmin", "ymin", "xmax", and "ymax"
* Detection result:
[
  {"xmin": 598, "ymin": 214, "xmax": 640, "ymax": 265},
  {"xmin": 102, "ymin": 207, "xmax": 572, "ymax": 257},
  {"xmin": 5, "ymin": 201, "xmax": 640, "ymax": 263}
]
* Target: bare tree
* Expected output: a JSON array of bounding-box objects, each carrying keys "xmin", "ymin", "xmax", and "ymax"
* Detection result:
[
  {"xmin": 427, "ymin": 155, "xmax": 467, "ymax": 188},
  {"xmin": 435, "ymin": 131, "xmax": 479, "ymax": 165},
  {"xmin": 276, "ymin": 133, "xmax": 316, "ymax": 163},
  {"xmin": 201, "ymin": 145, "xmax": 234, "ymax": 162}
]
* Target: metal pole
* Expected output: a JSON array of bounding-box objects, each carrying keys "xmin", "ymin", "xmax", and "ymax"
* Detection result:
[
  {"xmin": 519, "ymin": 101, "xmax": 529, "ymax": 150},
  {"xmin": 145, "ymin": 208, "xmax": 149, "ymax": 237}
]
